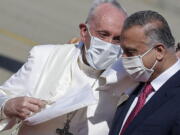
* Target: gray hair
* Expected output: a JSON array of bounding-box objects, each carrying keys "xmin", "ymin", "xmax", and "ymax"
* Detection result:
[
  {"xmin": 123, "ymin": 10, "xmax": 175, "ymax": 48},
  {"xmin": 86, "ymin": 0, "xmax": 127, "ymax": 23}
]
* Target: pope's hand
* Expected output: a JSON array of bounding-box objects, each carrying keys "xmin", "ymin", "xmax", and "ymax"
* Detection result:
[{"xmin": 3, "ymin": 96, "xmax": 46, "ymax": 120}]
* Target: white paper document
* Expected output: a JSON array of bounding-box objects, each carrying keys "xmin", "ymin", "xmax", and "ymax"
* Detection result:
[{"xmin": 25, "ymin": 84, "xmax": 97, "ymax": 125}]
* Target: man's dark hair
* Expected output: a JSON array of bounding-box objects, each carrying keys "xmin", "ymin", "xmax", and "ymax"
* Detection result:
[{"xmin": 123, "ymin": 10, "xmax": 175, "ymax": 48}]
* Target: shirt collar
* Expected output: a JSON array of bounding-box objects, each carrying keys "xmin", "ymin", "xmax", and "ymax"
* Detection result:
[{"xmin": 151, "ymin": 59, "xmax": 180, "ymax": 91}]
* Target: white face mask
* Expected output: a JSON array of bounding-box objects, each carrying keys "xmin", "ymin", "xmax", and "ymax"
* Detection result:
[
  {"xmin": 122, "ymin": 47, "xmax": 158, "ymax": 82},
  {"xmin": 85, "ymin": 26, "xmax": 122, "ymax": 70}
]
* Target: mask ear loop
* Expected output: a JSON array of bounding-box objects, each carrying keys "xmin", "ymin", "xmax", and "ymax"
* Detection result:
[
  {"xmin": 84, "ymin": 24, "xmax": 92, "ymax": 52},
  {"xmin": 138, "ymin": 47, "xmax": 153, "ymax": 69},
  {"xmin": 141, "ymin": 47, "xmax": 154, "ymax": 58},
  {"xmin": 148, "ymin": 46, "xmax": 158, "ymax": 70},
  {"xmin": 142, "ymin": 47, "xmax": 158, "ymax": 70},
  {"xmin": 150, "ymin": 60, "xmax": 158, "ymax": 70},
  {"xmin": 86, "ymin": 24, "xmax": 93, "ymax": 38}
]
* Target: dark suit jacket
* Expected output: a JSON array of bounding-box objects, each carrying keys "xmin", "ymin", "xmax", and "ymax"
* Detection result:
[{"xmin": 109, "ymin": 70, "xmax": 180, "ymax": 135}]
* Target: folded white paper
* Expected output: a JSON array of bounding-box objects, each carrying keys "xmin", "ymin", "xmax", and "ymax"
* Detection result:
[{"xmin": 24, "ymin": 84, "xmax": 97, "ymax": 125}]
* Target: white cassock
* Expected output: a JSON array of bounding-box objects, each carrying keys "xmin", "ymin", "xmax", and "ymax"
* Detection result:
[{"xmin": 0, "ymin": 43, "xmax": 138, "ymax": 135}]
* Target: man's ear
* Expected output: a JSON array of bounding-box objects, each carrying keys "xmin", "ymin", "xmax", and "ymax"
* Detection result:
[
  {"xmin": 79, "ymin": 23, "xmax": 87, "ymax": 42},
  {"xmin": 155, "ymin": 44, "xmax": 166, "ymax": 61}
]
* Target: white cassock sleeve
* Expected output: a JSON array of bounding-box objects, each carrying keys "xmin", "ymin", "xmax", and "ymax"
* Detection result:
[{"xmin": 0, "ymin": 45, "xmax": 54, "ymax": 131}]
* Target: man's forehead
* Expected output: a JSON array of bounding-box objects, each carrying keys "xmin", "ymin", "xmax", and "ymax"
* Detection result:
[
  {"xmin": 121, "ymin": 22, "xmax": 160, "ymax": 40},
  {"xmin": 121, "ymin": 25, "xmax": 149, "ymax": 49},
  {"xmin": 90, "ymin": 15, "xmax": 125, "ymax": 36},
  {"xmin": 121, "ymin": 25, "xmax": 147, "ymax": 42},
  {"xmin": 93, "ymin": 21, "xmax": 122, "ymax": 33}
]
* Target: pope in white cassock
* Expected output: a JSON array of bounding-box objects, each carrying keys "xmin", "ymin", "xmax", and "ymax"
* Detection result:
[{"xmin": 0, "ymin": 1, "xmax": 137, "ymax": 135}]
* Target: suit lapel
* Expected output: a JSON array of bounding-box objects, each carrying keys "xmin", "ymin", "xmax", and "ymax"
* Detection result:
[
  {"xmin": 124, "ymin": 70, "xmax": 180, "ymax": 135},
  {"xmin": 109, "ymin": 83, "xmax": 144, "ymax": 135}
]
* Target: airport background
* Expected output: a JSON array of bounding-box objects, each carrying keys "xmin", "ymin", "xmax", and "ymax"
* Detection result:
[{"xmin": 0, "ymin": 0, "xmax": 179, "ymax": 134}]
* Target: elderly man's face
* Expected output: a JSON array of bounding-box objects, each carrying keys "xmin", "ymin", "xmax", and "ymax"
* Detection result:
[
  {"xmin": 80, "ymin": 4, "xmax": 126, "ymax": 49},
  {"xmin": 120, "ymin": 25, "xmax": 157, "ymax": 69}
]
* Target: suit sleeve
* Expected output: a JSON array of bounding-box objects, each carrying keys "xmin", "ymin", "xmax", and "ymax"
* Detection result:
[{"xmin": 0, "ymin": 45, "xmax": 54, "ymax": 131}]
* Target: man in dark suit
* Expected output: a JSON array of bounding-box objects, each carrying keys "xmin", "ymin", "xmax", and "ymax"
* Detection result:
[{"xmin": 109, "ymin": 10, "xmax": 180, "ymax": 135}]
